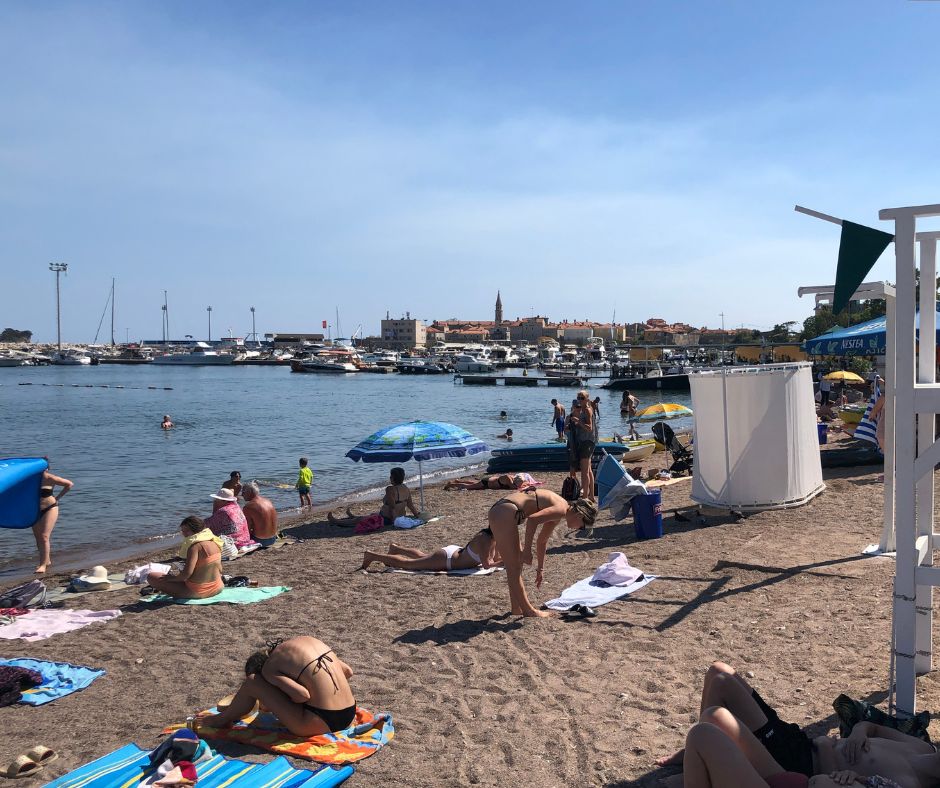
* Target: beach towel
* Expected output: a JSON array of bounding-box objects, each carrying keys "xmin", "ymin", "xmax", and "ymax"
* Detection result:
[
  {"xmin": 0, "ymin": 658, "xmax": 104, "ymax": 705},
  {"xmin": 384, "ymin": 566, "xmax": 503, "ymax": 577},
  {"xmin": 164, "ymin": 708, "xmax": 393, "ymax": 765},
  {"xmin": 0, "ymin": 608, "xmax": 121, "ymax": 641},
  {"xmin": 544, "ymin": 574, "xmax": 656, "ymax": 611},
  {"xmin": 43, "ymin": 742, "xmax": 353, "ymax": 788},
  {"xmin": 142, "ymin": 586, "xmax": 290, "ymax": 605},
  {"xmin": 855, "ymin": 385, "xmax": 881, "ymax": 448}
]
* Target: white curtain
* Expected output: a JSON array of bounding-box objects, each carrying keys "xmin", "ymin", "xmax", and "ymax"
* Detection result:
[{"xmin": 690, "ymin": 363, "xmax": 825, "ymax": 511}]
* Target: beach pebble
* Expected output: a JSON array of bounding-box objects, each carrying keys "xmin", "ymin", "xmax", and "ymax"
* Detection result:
[
  {"xmin": 135, "ymin": 658, "xmax": 143, "ymax": 664},
  {"xmin": 745, "ymin": 671, "xmax": 755, "ymax": 679},
  {"xmin": 618, "ymin": 692, "xmax": 630, "ymax": 700}
]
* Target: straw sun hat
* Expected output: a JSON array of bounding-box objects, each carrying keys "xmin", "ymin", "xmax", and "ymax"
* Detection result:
[
  {"xmin": 210, "ymin": 488, "xmax": 236, "ymax": 502},
  {"xmin": 73, "ymin": 565, "xmax": 111, "ymax": 590}
]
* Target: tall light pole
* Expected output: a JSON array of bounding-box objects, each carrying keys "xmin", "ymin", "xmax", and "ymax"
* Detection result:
[
  {"xmin": 207, "ymin": 306, "xmax": 212, "ymax": 342},
  {"xmin": 250, "ymin": 306, "xmax": 256, "ymax": 345},
  {"xmin": 49, "ymin": 263, "xmax": 68, "ymax": 351}
]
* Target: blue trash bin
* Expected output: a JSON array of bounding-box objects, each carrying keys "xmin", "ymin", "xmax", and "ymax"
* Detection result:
[
  {"xmin": 632, "ymin": 489, "xmax": 663, "ymax": 540},
  {"xmin": 817, "ymin": 423, "xmax": 828, "ymax": 445}
]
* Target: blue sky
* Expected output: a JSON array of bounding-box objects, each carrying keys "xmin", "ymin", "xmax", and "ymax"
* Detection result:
[{"xmin": 3, "ymin": 1, "xmax": 940, "ymax": 342}]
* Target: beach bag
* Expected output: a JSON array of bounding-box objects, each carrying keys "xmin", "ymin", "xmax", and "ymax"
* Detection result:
[
  {"xmin": 219, "ymin": 535, "xmax": 239, "ymax": 561},
  {"xmin": 0, "ymin": 579, "xmax": 47, "ymax": 609},
  {"xmin": 561, "ymin": 476, "xmax": 581, "ymax": 502}
]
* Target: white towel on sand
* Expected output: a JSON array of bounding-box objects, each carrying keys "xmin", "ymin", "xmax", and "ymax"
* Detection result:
[
  {"xmin": 384, "ymin": 566, "xmax": 503, "ymax": 576},
  {"xmin": 544, "ymin": 574, "xmax": 656, "ymax": 611}
]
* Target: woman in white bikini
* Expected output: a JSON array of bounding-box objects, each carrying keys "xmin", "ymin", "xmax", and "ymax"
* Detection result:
[{"xmin": 359, "ymin": 528, "xmax": 501, "ymax": 572}]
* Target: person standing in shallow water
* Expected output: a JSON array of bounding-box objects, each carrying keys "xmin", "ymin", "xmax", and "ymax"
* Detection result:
[
  {"xmin": 296, "ymin": 457, "xmax": 313, "ymax": 508},
  {"xmin": 33, "ymin": 461, "xmax": 73, "ymax": 574},
  {"xmin": 551, "ymin": 398, "xmax": 566, "ymax": 440}
]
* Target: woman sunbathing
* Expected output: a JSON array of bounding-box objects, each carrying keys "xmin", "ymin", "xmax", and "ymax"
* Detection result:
[
  {"xmin": 359, "ymin": 528, "xmax": 502, "ymax": 572},
  {"xmin": 488, "ymin": 489, "xmax": 597, "ymax": 617},
  {"xmin": 147, "ymin": 516, "xmax": 223, "ymax": 600},
  {"xmin": 327, "ymin": 467, "xmax": 420, "ymax": 526},
  {"xmin": 444, "ymin": 473, "xmax": 536, "ymax": 491},
  {"xmin": 198, "ymin": 636, "xmax": 356, "ymax": 736}
]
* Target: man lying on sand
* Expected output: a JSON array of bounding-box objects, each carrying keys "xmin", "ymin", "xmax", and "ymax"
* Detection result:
[
  {"xmin": 360, "ymin": 529, "xmax": 502, "ymax": 572},
  {"xmin": 659, "ymin": 661, "xmax": 932, "ymax": 788},
  {"xmin": 197, "ymin": 636, "xmax": 356, "ymax": 735}
]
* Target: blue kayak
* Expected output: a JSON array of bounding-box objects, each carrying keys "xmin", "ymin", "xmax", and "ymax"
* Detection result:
[{"xmin": 0, "ymin": 457, "xmax": 49, "ymax": 528}]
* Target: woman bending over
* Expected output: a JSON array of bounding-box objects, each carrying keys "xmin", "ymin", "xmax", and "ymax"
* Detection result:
[
  {"xmin": 488, "ymin": 489, "xmax": 597, "ymax": 617},
  {"xmin": 360, "ymin": 528, "xmax": 501, "ymax": 572},
  {"xmin": 199, "ymin": 636, "xmax": 356, "ymax": 736}
]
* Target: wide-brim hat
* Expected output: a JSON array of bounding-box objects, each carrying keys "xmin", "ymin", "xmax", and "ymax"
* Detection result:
[
  {"xmin": 211, "ymin": 488, "xmax": 237, "ymax": 502},
  {"xmin": 77, "ymin": 565, "xmax": 111, "ymax": 586}
]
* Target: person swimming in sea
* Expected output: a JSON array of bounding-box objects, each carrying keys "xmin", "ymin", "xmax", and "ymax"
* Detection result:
[{"xmin": 161, "ymin": 414, "xmax": 174, "ymax": 430}]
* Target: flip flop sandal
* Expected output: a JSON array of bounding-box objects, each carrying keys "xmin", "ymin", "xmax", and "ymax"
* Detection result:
[
  {"xmin": 6, "ymin": 755, "xmax": 42, "ymax": 779},
  {"xmin": 565, "ymin": 604, "xmax": 598, "ymax": 619},
  {"xmin": 26, "ymin": 746, "xmax": 58, "ymax": 766}
]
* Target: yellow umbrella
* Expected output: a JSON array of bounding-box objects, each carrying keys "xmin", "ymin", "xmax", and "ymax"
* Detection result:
[
  {"xmin": 634, "ymin": 403, "xmax": 693, "ymax": 421},
  {"xmin": 824, "ymin": 370, "xmax": 864, "ymax": 383}
]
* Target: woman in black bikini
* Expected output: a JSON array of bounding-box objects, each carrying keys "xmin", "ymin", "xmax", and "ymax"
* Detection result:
[
  {"xmin": 33, "ymin": 463, "xmax": 73, "ymax": 574},
  {"xmin": 200, "ymin": 636, "xmax": 356, "ymax": 735},
  {"xmin": 488, "ymin": 489, "xmax": 597, "ymax": 617},
  {"xmin": 327, "ymin": 467, "xmax": 420, "ymax": 526}
]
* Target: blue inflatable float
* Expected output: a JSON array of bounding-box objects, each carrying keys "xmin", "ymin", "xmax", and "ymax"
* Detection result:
[{"xmin": 0, "ymin": 457, "xmax": 49, "ymax": 528}]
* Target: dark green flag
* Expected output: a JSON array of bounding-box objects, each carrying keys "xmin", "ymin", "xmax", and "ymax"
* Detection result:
[{"xmin": 833, "ymin": 220, "xmax": 894, "ymax": 313}]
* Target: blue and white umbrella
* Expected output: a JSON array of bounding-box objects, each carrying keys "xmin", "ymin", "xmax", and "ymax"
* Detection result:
[{"xmin": 346, "ymin": 420, "xmax": 488, "ymax": 510}]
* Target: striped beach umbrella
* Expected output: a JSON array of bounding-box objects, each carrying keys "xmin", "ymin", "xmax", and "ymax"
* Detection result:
[
  {"xmin": 346, "ymin": 420, "xmax": 488, "ymax": 509},
  {"xmin": 634, "ymin": 403, "xmax": 693, "ymax": 422}
]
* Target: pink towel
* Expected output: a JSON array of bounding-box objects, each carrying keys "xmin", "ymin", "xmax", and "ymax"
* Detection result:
[{"xmin": 0, "ymin": 609, "xmax": 121, "ymax": 641}]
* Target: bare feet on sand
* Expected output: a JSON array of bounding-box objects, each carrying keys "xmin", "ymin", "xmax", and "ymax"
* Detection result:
[{"xmin": 656, "ymin": 749, "xmax": 684, "ymax": 767}]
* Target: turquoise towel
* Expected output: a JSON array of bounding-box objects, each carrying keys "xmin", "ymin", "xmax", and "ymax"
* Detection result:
[{"xmin": 144, "ymin": 586, "xmax": 290, "ymax": 605}]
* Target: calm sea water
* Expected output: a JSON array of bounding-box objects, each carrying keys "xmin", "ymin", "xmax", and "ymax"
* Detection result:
[{"xmin": 0, "ymin": 365, "xmax": 692, "ymax": 577}]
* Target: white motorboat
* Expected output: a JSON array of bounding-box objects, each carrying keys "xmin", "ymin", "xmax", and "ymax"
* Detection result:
[
  {"xmin": 454, "ymin": 354, "xmax": 495, "ymax": 373},
  {"xmin": 290, "ymin": 348, "xmax": 360, "ymax": 373},
  {"xmin": 362, "ymin": 350, "xmax": 400, "ymax": 367},
  {"xmin": 153, "ymin": 342, "xmax": 236, "ymax": 366},
  {"xmin": 51, "ymin": 349, "xmax": 93, "ymax": 365},
  {"xmin": 0, "ymin": 352, "xmax": 32, "ymax": 367}
]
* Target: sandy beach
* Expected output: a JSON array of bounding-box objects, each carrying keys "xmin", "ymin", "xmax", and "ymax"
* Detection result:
[{"xmin": 0, "ymin": 443, "xmax": 932, "ymax": 788}]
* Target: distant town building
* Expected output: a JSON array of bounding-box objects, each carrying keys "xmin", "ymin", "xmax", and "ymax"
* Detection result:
[{"xmin": 381, "ymin": 313, "xmax": 427, "ymax": 350}]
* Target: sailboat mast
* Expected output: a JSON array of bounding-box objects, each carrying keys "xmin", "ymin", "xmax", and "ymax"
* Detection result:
[{"xmin": 110, "ymin": 278, "xmax": 115, "ymax": 346}]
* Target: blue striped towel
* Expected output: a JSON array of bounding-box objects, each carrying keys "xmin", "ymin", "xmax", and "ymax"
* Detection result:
[{"xmin": 855, "ymin": 385, "xmax": 881, "ymax": 448}]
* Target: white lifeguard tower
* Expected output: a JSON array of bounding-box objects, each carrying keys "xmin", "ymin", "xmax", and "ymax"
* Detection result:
[{"xmin": 796, "ymin": 203, "xmax": 940, "ymax": 717}]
